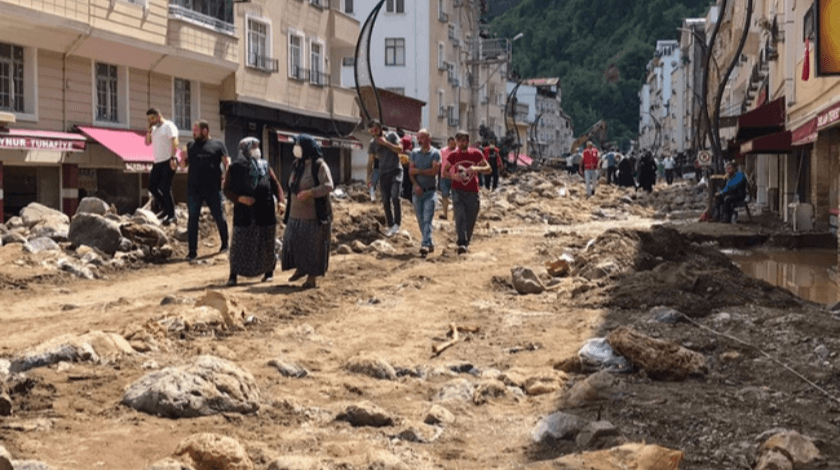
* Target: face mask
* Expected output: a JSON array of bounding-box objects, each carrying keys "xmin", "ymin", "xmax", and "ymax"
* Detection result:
[
  {"xmin": 293, "ymin": 144, "xmax": 303, "ymax": 159},
  {"xmin": 251, "ymin": 148, "xmax": 262, "ymax": 159}
]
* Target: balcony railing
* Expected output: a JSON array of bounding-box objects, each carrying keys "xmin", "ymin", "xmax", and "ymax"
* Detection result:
[
  {"xmin": 289, "ymin": 65, "xmax": 310, "ymax": 81},
  {"xmin": 309, "ymin": 71, "xmax": 331, "ymax": 86},
  {"xmin": 168, "ymin": 1, "xmax": 236, "ymax": 36},
  {"xmin": 448, "ymin": 28, "xmax": 457, "ymax": 40},
  {"xmin": 438, "ymin": 106, "xmax": 447, "ymax": 118},
  {"xmin": 309, "ymin": 0, "xmax": 326, "ymax": 9},
  {"xmin": 448, "ymin": 115, "xmax": 460, "ymax": 127},
  {"xmin": 247, "ymin": 54, "xmax": 279, "ymax": 73}
]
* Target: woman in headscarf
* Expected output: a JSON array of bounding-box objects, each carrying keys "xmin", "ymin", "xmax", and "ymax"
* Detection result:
[
  {"xmin": 282, "ymin": 134, "xmax": 334, "ymax": 289},
  {"xmin": 222, "ymin": 137, "xmax": 283, "ymax": 286}
]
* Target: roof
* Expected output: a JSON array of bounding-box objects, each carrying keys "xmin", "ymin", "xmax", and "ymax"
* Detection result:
[{"xmin": 522, "ymin": 78, "xmax": 559, "ymax": 87}]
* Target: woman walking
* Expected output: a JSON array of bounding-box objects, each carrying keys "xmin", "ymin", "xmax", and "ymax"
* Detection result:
[
  {"xmin": 223, "ymin": 137, "xmax": 283, "ymax": 286},
  {"xmin": 282, "ymin": 134, "xmax": 334, "ymax": 289}
]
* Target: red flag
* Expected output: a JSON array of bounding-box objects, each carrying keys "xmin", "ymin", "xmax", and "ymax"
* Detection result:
[{"xmin": 803, "ymin": 38, "xmax": 811, "ymax": 81}]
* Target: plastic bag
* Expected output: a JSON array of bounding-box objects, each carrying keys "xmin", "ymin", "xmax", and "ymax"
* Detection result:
[{"xmin": 578, "ymin": 337, "xmax": 631, "ymax": 372}]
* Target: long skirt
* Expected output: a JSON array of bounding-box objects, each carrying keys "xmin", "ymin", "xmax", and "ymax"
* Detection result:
[
  {"xmin": 281, "ymin": 218, "xmax": 331, "ymax": 277},
  {"xmin": 230, "ymin": 223, "xmax": 277, "ymax": 277}
]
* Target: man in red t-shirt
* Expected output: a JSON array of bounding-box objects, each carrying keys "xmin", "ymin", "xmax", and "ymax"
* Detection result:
[
  {"xmin": 442, "ymin": 130, "xmax": 491, "ymax": 254},
  {"xmin": 579, "ymin": 141, "xmax": 601, "ymax": 197},
  {"xmin": 482, "ymin": 139, "xmax": 502, "ymax": 191}
]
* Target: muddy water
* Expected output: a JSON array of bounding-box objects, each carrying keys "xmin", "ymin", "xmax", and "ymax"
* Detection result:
[{"xmin": 726, "ymin": 248, "xmax": 839, "ymax": 305}]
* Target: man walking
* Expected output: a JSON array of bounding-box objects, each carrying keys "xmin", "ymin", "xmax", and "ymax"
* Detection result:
[
  {"xmin": 663, "ymin": 154, "xmax": 676, "ymax": 185},
  {"xmin": 438, "ymin": 136, "xmax": 456, "ymax": 220},
  {"xmin": 579, "ymin": 141, "xmax": 600, "ymax": 197},
  {"xmin": 367, "ymin": 120, "xmax": 404, "ymax": 237},
  {"xmin": 483, "ymin": 138, "xmax": 501, "ymax": 191},
  {"xmin": 605, "ymin": 150, "xmax": 617, "ymax": 185},
  {"xmin": 181, "ymin": 120, "xmax": 230, "ymax": 261},
  {"xmin": 443, "ymin": 130, "xmax": 490, "ymax": 254},
  {"xmin": 409, "ymin": 129, "xmax": 441, "ymax": 256},
  {"xmin": 146, "ymin": 108, "xmax": 179, "ymax": 225}
]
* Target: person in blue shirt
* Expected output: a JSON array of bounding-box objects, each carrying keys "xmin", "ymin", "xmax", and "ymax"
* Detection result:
[
  {"xmin": 714, "ymin": 161, "xmax": 747, "ymax": 223},
  {"xmin": 604, "ymin": 151, "xmax": 617, "ymax": 185}
]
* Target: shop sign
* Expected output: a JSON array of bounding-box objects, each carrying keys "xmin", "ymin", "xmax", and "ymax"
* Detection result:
[
  {"xmin": 124, "ymin": 162, "xmax": 187, "ymax": 173},
  {"xmin": 817, "ymin": 102, "xmax": 840, "ymax": 129},
  {"xmin": 0, "ymin": 136, "xmax": 86, "ymax": 152}
]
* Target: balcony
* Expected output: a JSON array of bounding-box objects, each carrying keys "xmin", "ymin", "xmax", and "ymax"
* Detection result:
[
  {"xmin": 310, "ymin": 70, "xmax": 331, "ymax": 87},
  {"xmin": 448, "ymin": 115, "xmax": 460, "ymax": 127},
  {"xmin": 476, "ymin": 38, "xmax": 511, "ymax": 62},
  {"xmin": 438, "ymin": 61, "xmax": 448, "ymax": 71},
  {"xmin": 331, "ymin": 86, "xmax": 359, "ymax": 121},
  {"xmin": 309, "ymin": 0, "xmax": 327, "ymax": 8},
  {"xmin": 246, "ymin": 54, "xmax": 279, "ymax": 73},
  {"xmin": 168, "ymin": 0, "xmax": 236, "ymax": 36},
  {"xmin": 329, "ymin": 9, "xmax": 359, "ymax": 47},
  {"xmin": 438, "ymin": 106, "xmax": 447, "ymax": 118},
  {"xmin": 290, "ymin": 66, "xmax": 310, "ymax": 81}
]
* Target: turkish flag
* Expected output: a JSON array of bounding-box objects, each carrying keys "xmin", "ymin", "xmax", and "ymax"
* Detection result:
[{"xmin": 803, "ymin": 38, "xmax": 811, "ymax": 81}]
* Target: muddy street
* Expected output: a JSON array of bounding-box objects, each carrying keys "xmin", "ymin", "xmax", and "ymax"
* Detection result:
[{"xmin": 1, "ymin": 170, "xmax": 838, "ymax": 470}]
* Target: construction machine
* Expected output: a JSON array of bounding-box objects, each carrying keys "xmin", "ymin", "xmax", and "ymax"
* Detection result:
[{"xmin": 569, "ymin": 119, "xmax": 608, "ymax": 153}]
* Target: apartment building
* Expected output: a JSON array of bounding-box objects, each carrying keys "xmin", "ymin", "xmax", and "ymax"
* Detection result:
[{"xmin": 0, "ymin": 0, "xmax": 241, "ymax": 220}]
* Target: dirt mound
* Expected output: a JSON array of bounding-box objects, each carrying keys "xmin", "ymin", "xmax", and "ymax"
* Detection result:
[{"xmin": 571, "ymin": 226, "xmax": 801, "ymax": 316}]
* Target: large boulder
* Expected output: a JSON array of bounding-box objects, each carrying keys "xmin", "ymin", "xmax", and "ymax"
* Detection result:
[
  {"xmin": 336, "ymin": 401, "xmax": 395, "ymax": 427},
  {"xmin": 29, "ymin": 220, "xmax": 69, "ymax": 242},
  {"xmin": 343, "ymin": 354, "xmax": 396, "ymax": 380},
  {"xmin": 76, "ymin": 197, "xmax": 109, "ymax": 216},
  {"xmin": 122, "ymin": 356, "xmax": 261, "ymax": 418},
  {"xmin": 532, "ymin": 412, "xmax": 585, "ymax": 443},
  {"xmin": 69, "ymin": 213, "xmax": 122, "ymax": 255},
  {"xmin": 10, "ymin": 331, "xmax": 135, "ymax": 373},
  {"xmin": 756, "ymin": 430, "xmax": 820, "ymax": 470},
  {"xmin": 172, "ymin": 433, "xmax": 253, "ymax": 470},
  {"xmin": 20, "ymin": 202, "xmax": 69, "ymax": 228}
]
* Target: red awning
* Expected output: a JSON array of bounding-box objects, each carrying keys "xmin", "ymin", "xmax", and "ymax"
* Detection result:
[
  {"xmin": 791, "ymin": 117, "xmax": 818, "ymax": 146},
  {"xmin": 507, "ymin": 153, "xmax": 532, "ymax": 167},
  {"xmin": 736, "ymin": 96, "xmax": 786, "ymax": 140},
  {"xmin": 740, "ymin": 130, "xmax": 792, "ymax": 154},
  {"xmin": 0, "ymin": 128, "xmax": 86, "ymax": 152},
  {"xmin": 817, "ymin": 101, "xmax": 840, "ymax": 131},
  {"xmin": 76, "ymin": 126, "xmax": 185, "ymax": 173}
]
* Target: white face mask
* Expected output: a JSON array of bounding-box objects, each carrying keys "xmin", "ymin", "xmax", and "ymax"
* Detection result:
[
  {"xmin": 251, "ymin": 148, "xmax": 262, "ymax": 159},
  {"xmin": 293, "ymin": 144, "xmax": 303, "ymax": 159}
]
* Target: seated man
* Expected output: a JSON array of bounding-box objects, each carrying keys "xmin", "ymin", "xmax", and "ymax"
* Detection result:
[{"xmin": 714, "ymin": 162, "xmax": 747, "ymax": 223}]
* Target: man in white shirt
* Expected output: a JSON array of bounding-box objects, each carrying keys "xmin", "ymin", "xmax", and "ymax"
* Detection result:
[
  {"xmin": 145, "ymin": 108, "xmax": 179, "ymax": 225},
  {"xmin": 663, "ymin": 154, "xmax": 676, "ymax": 185}
]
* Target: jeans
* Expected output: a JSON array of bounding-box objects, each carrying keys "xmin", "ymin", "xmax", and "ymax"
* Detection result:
[
  {"xmin": 187, "ymin": 189, "xmax": 228, "ymax": 256},
  {"xmin": 149, "ymin": 160, "xmax": 176, "ymax": 219},
  {"xmin": 484, "ymin": 161, "xmax": 499, "ymax": 190},
  {"xmin": 452, "ymin": 189, "xmax": 480, "ymax": 247},
  {"xmin": 665, "ymin": 169, "xmax": 675, "ymax": 185},
  {"xmin": 413, "ymin": 189, "xmax": 436, "ymax": 248},
  {"xmin": 380, "ymin": 169, "xmax": 402, "ymax": 227},
  {"xmin": 584, "ymin": 169, "xmax": 598, "ymax": 196},
  {"xmin": 606, "ymin": 166, "xmax": 616, "ymax": 185}
]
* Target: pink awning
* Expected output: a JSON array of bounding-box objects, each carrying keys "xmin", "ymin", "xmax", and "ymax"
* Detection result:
[
  {"xmin": 507, "ymin": 153, "xmax": 532, "ymax": 167},
  {"xmin": 76, "ymin": 126, "xmax": 153, "ymax": 163},
  {"xmin": 0, "ymin": 128, "xmax": 87, "ymax": 152}
]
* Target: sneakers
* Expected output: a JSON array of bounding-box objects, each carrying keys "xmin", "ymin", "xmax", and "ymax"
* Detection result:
[
  {"xmin": 162, "ymin": 216, "xmax": 177, "ymax": 226},
  {"xmin": 385, "ymin": 224, "xmax": 400, "ymax": 237},
  {"xmin": 369, "ymin": 188, "xmax": 376, "ymax": 202},
  {"xmin": 419, "ymin": 246, "xmax": 429, "ymax": 256},
  {"xmin": 457, "ymin": 245, "xmax": 468, "ymax": 255}
]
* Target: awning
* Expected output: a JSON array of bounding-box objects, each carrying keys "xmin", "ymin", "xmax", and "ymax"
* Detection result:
[
  {"xmin": 76, "ymin": 126, "xmax": 184, "ymax": 173},
  {"xmin": 735, "ymin": 96, "xmax": 786, "ymax": 140},
  {"xmin": 817, "ymin": 101, "xmax": 840, "ymax": 131},
  {"xmin": 275, "ymin": 130, "xmax": 363, "ymax": 150},
  {"xmin": 791, "ymin": 117, "xmax": 818, "ymax": 146},
  {"xmin": 740, "ymin": 130, "xmax": 791, "ymax": 154},
  {"xmin": 507, "ymin": 153, "xmax": 532, "ymax": 167},
  {"xmin": 0, "ymin": 128, "xmax": 86, "ymax": 152}
]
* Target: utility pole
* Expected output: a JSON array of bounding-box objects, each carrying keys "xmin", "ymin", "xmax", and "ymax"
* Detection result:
[{"xmin": 467, "ymin": 0, "xmax": 481, "ymax": 142}]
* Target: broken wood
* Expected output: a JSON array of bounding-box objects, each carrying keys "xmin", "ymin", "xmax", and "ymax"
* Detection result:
[{"xmin": 432, "ymin": 323, "xmax": 461, "ymax": 357}]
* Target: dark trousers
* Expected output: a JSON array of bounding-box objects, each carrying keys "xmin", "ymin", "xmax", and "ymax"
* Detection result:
[
  {"xmin": 452, "ymin": 189, "xmax": 480, "ymax": 247},
  {"xmin": 401, "ymin": 165, "xmax": 413, "ymax": 200},
  {"xmin": 666, "ymin": 169, "xmax": 675, "ymax": 185},
  {"xmin": 606, "ymin": 166, "xmax": 616, "ymax": 185},
  {"xmin": 484, "ymin": 161, "xmax": 499, "ymax": 190},
  {"xmin": 715, "ymin": 194, "xmax": 744, "ymax": 223},
  {"xmin": 187, "ymin": 189, "xmax": 228, "ymax": 256},
  {"xmin": 380, "ymin": 170, "xmax": 402, "ymax": 227},
  {"xmin": 149, "ymin": 160, "xmax": 176, "ymax": 219}
]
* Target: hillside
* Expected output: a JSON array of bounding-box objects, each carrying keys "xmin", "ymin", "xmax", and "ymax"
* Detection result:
[{"xmin": 489, "ymin": 0, "xmax": 713, "ymax": 150}]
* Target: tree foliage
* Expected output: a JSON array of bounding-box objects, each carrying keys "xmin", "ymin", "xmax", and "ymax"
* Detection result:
[{"xmin": 489, "ymin": 0, "xmax": 710, "ymax": 150}]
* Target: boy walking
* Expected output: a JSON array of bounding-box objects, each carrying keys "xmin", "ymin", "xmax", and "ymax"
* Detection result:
[
  {"xmin": 442, "ymin": 130, "xmax": 490, "ymax": 254},
  {"xmin": 409, "ymin": 129, "xmax": 441, "ymax": 256}
]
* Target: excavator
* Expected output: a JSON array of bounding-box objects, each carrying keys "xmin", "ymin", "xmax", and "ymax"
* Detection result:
[{"xmin": 569, "ymin": 119, "xmax": 608, "ymax": 154}]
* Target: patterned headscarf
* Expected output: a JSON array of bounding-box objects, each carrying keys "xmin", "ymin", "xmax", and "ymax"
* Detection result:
[{"xmin": 237, "ymin": 137, "xmax": 267, "ymax": 188}]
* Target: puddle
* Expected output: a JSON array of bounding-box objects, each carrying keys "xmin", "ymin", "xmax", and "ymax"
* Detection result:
[{"xmin": 726, "ymin": 248, "xmax": 839, "ymax": 305}]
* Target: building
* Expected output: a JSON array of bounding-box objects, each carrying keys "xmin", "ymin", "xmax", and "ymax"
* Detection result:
[
  {"xmin": 521, "ymin": 78, "xmax": 569, "ymax": 161},
  {"xmin": 677, "ymin": 17, "xmax": 708, "ymax": 153},
  {"xmin": 0, "ymin": 0, "xmax": 241, "ymax": 220},
  {"xmin": 640, "ymin": 40, "xmax": 680, "ymax": 157}
]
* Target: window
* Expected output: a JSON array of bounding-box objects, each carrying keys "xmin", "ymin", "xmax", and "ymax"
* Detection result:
[
  {"xmin": 169, "ymin": 0, "xmax": 234, "ymax": 34},
  {"xmin": 385, "ymin": 0, "xmax": 404, "ymax": 12},
  {"xmin": 385, "ymin": 38, "xmax": 405, "ymax": 66},
  {"xmin": 95, "ymin": 62, "xmax": 119, "ymax": 123},
  {"xmin": 0, "ymin": 43, "xmax": 24, "ymax": 113},
  {"xmin": 247, "ymin": 18, "xmax": 270, "ymax": 70},
  {"xmin": 438, "ymin": 43, "xmax": 445, "ymax": 69},
  {"xmin": 173, "ymin": 78, "xmax": 191, "ymax": 130},
  {"xmin": 396, "ymin": 0, "xmax": 405, "ymax": 13},
  {"xmin": 289, "ymin": 32, "xmax": 306, "ymax": 80},
  {"xmin": 310, "ymin": 41, "xmax": 326, "ymax": 85},
  {"xmin": 386, "ymin": 0, "xmax": 393, "ymax": 11},
  {"xmin": 344, "ymin": 0, "xmax": 353, "ymax": 13},
  {"xmin": 438, "ymin": 90, "xmax": 445, "ymax": 117}
]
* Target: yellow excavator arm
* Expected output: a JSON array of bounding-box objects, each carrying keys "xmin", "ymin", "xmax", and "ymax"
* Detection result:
[{"xmin": 569, "ymin": 119, "xmax": 607, "ymax": 153}]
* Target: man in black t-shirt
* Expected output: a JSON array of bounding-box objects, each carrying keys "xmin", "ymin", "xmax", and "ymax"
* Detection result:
[{"xmin": 180, "ymin": 120, "xmax": 230, "ymax": 260}]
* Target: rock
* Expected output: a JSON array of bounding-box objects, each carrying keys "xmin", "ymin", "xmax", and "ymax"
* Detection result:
[
  {"xmin": 720, "ymin": 351, "xmax": 741, "ymax": 362},
  {"xmin": 29, "ymin": 220, "xmax": 69, "ymax": 241},
  {"xmin": 122, "ymin": 356, "xmax": 261, "ymax": 418},
  {"xmin": 606, "ymin": 326, "xmax": 707, "ymax": 380},
  {"xmin": 522, "ymin": 443, "xmax": 684, "ymax": 470},
  {"xmin": 20, "ymin": 202, "xmax": 69, "ymax": 228},
  {"xmin": 23, "ymin": 237, "xmax": 60, "ymax": 254},
  {"xmin": 648, "ymin": 306, "xmax": 684, "ymax": 324},
  {"xmin": 9, "ymin": 462, "xmax": 54, "ymax": 470},
  {"xmin": 435, "ymin": 378, "xmax": 476, "ymax": 402},
  {"xmin": 173, "ymin": 433, "xmax": 254, "ymax": 470},
  {"xmin": 335, "ymin": 244, "xmax": 353, "ymax": 255},
  {"xmin": 81, "ymin": 250, "xmax": 105, "ymax": 266},
  {"xmin": 344, "ymin": 354, "xmax": 396, "ymax": 380},
  {"xmin": 57, "ymin": 259, "xmax": 96, "ymax": 279},
  {"xmin": 828, "ymin": 301, "xmax": 840, "ymax": 312},
  {"xmin": 396, "ymin": 420, "xmax": 440, "ymax": 442},
  {"xmin": 132, "ymin": 208, "xmax": 162, "ymax": 226},
  {"xmin": 1, "ymin": 232, "xmax": 26, "ymax": 245},
  {"xmin": 268, "ymin": 357, "xmax": 309, "ymax": 378},
  {"xmin": 473, "ymin": 379, "xmax": 508, "ymax": 405},
  {"xmin": 532, "ymin": 412, "xmax": 585, "ymax": 442},
  {"xmin": 76, "ymin": 197, "xmax": 109, "ymax": 216},
  {"xmin": 10, "ymin": 331, "xmax": 134, "ymax": 373},
  {"xmin": 121, "ymin": 223, "xmax": 169, "ymax": 248},
  {"xmin": 511, "ymin": 266, "xmax": 546, "ymax": 295},
  {"xmin": 0, "ymin": 454, "xmax": 10, "ymax": 470},
  {"xmin": 0, "ymin": 389, "xmax": 11, "ymax": 416},
  {"xmin": 144, "ymin": 458, "xmax": 196, "ymax": 470},
  {"xmin": 755, "ymin": 451, "xmax": 793, "ymax": 470},
  {"xmin": 370, "ymin": 239, "xmax": 396, "ymax": 254},
  {"xmin": 350, "ymin": 240, "xmax": 367, "ymax": 253},
  {"xmin": 758, "ymin": 430, "xmax": 820, "ymax": 467},
  {"xmin": 173, "ymin": 227, "xmax": 188, "ymax": 243},
  {"xmin": 523, "ymin": 371, "xmax": 567, "ymax": 396},
  {"xmin": 559, "ymin": 370, "xmax": 617, "ymax": 408},
  {"xmin": 336, "ymin": 401, "xmax": 394, "ymax": 427},
  {"xmin": 814, "ymin": 345, "xmax": 830, "ymax": 361},
  {"xmin": 194, "ymin": 290, "xmax": 244, "ymax": 331},
  {"xmin": 575, "ymin": 420, "xmax": 622, "ymax": 450},
  {"xmin": 545, "ymin": 256, "xmax": 573, "ymax": 277},
  {"xmin": 0, "ymin": 359, "xmax": 9, "ymax": 377},
  {"xmin": 118, "ymin": 237, "xmax": 134, "ymax": 252},
  {"xmin": 709, "ymin": 312, "xmax": 731, "ymax": 324},
  {"xmin": 68, "ymin": 213, "xmax": 122, "ymax": 255},
  {"xmin": 267, "ymin": 456, "xmax": 322, "ymax": 470},
  {"xmin": 424, "ymin": 404, "xmax": 455, "ymax": 425}
]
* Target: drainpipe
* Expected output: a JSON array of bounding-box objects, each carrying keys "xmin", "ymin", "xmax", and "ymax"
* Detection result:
[
  {"xmin": 148, "ymin": 54, "xmax": 168, "ymax": 108},
  {"xmin": 62, "ymin": 29, "xmax": 92, "ymax": 132}
]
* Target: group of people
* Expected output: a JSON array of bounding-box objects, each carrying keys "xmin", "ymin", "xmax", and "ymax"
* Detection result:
[
  {"xmin": 366, "ymin": 120, "xmax": 493, "ymax": 255},
  {"xmin": 146, "ymin": 108, "xmax": 333, "ymax": 289},
  {"xmin": 566, "ymin": 144, "xmax": 666, "ymax": 195}
]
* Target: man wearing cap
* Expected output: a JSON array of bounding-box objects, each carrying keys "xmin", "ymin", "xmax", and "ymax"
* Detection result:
[{"xmin": 442, "ymin": 130, "xmax": 491, "ymax": 254}]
